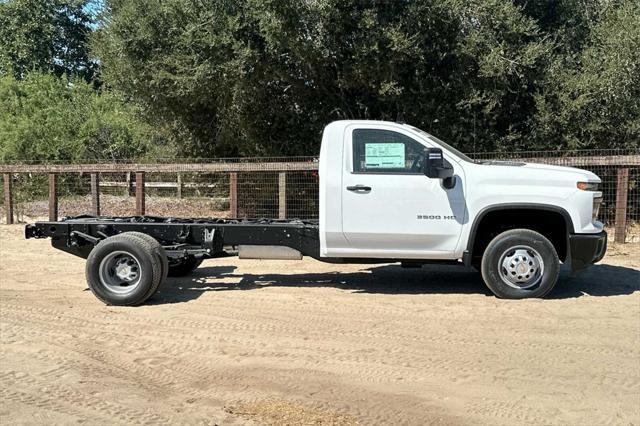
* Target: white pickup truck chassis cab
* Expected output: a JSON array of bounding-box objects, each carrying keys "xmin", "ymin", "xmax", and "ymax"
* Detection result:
[{"xmin": 27, "ymin": 120, "xmax": 607, "ymax": 305}]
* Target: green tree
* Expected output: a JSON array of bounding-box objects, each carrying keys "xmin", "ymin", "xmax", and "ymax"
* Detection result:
[
  {"xmin": 93, "ymin": 0, "xmax": 570, "ymax": 156},
  {"xmin": 0, "ymin": 72, "xmax": 160, "ymax": 162},
  {"xmin": 533, "ymin": 1, "xmax": 640, "ymax": 149},
  {"xmin": 3, "ymin": 0, "xmax": 638, "ymax": 159},
  {"xmin": 0, "ymin": 0, "xmax": 97, "ymax": 81}
]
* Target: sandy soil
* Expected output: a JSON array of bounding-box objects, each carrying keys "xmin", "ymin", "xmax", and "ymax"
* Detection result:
[{"xmin": 1, "ymin": 225, "xmax": 639, "ymax": 425}]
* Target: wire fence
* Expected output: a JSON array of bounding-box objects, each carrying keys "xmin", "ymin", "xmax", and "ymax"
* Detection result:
[{"xmin": 1, "ymin": 149, "xmax": 638, "ymax": 242}]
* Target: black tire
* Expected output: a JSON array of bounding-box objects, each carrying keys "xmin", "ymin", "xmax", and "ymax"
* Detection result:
[
  {"xmin": 167, "ymin": 256, "xmax": 203, "ymax": 277},
  {"xmin": 85, "ymin": 233, "xmax": 162, "ymax": 306},
  {"xmin": 481, "ymin": 229, "xmax": 560, "ymax": 299},
  {"xmin": 124, "ymin": 232, "xmax": 169, "ymax": 300}
]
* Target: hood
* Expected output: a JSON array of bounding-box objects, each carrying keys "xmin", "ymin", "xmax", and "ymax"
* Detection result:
[
  {"xmin": 468, "ymin": 160, "xmax": 601, "ymax": 187},
  {"xmin": 521, "ymin": 162, "xmax": 601, "ymax": 182}
]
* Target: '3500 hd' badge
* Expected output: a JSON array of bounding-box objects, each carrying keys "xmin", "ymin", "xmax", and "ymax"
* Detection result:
[{"xmin": 417, "ymin": 215, "xmax": 457, "ymax": 220}]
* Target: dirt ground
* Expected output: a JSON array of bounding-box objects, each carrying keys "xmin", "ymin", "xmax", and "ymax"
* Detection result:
[{"xmin": 1, "ymin": 225, "xmax": 639, "ymax": 425}]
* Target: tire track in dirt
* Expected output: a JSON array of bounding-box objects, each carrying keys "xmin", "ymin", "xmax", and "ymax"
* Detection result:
[
  {"xmin": 3, "ymin": 300, "xmax": 638, "ymax": 399},
  {"xmin": 3, "ymin": 320, "xmax": 441, "ymax": 425},
  {"xmin": 0, "ymin": 371, "xmax": 174, "ymax": 425},
  {"xmin": 465, "ymin": 399, "xmax": 557, "ymax": 426},
  {"xmin": 2, "ymin": 305, "xmax": 476, "ymax": 424},
  {"xmin": 2, "ymin": 319, "xmax": 226, "ymax": 402},
  {"xmin": 0, "ymin": 306, "xmax": 587, "ymax": 393},
  {"xmin": 3, "ymin": 301, "xmax": 637, "ymax": 360},
  {"xmin": 5, "ymin": 299, "xmax": 637, "ymax": 426}
]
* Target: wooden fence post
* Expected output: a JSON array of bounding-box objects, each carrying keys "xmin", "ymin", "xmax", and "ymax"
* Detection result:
[
  {"xmin": 177, "ymin": 173, "xmax": 183, "ymax": 199},
  {"xmin": 126, "ymin": 172, "xmax": 132, "ymax": 196},
  {"xmin": 135, "ymin": 171, "xmax": 145, "ymax": 216},
  {"xmin": 278, "ymin": 172, "xmax": 286, "ymax": 219},
  {"xmin": 229, "ymin": 172, "xmax": 238, "ymax": 218},
  {"xmin": 3, "ymin": 173, "xmax": 13, "ymax": 224},
  {"xmin": 615, "ymin": 168, "xmax": 629, "ymax": 244},
  {"xmin": 90, "ymin": 173, "xmax": 100, "ymax": 216},
  {"xmin": 48, "ymin": 173, "xmax": 58, "ymax": 222}
]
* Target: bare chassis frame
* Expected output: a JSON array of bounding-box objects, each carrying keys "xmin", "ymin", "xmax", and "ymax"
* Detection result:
[{"xmin": 25, "ymin": 216, "xmax": 321, "ymax": 262}]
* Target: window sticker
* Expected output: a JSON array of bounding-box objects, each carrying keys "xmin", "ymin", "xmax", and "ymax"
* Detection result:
[{"xmin": 364, "ymin": 143, "xmax": 405, "ymax": 168}]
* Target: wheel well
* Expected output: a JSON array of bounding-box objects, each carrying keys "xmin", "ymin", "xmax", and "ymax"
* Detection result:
[{"xmin": 470, "ymin": 208, "xmax": 569, "ymax": 262}]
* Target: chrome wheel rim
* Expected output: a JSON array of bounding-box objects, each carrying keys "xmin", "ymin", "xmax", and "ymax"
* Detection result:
[
  {"xmin": 498, "ymin": 245, "xmax": 544, "ymax": 289},
  {"xmin": 98, "ymin": 251, "xmax": 142, "ymax": 294}
]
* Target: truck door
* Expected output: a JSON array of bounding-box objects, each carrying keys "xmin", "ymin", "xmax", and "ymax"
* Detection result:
[{"xmin": 341, "ymin": 125, "xmax": 466, "ymax": 258}]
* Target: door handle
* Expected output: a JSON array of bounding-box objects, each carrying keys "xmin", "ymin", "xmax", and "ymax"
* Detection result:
[{"xmin": 346, "ymin": 185, "xmax": 372, "ymax": 192}]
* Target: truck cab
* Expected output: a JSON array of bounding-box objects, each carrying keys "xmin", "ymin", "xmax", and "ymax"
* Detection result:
[{"xmin": 319, "ymin": 120, "xmax": 606, "ymax": 297}]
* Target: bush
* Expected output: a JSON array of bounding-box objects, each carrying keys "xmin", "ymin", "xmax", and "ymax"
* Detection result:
[{"xmin": 0, "ymin": 72, "xmax": 164, "ymax": 163}]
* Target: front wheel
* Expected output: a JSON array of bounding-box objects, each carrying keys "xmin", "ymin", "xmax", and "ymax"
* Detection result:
[{"xmin": 481, "ymin": 229, "xmax": 560, "ymax": 299}]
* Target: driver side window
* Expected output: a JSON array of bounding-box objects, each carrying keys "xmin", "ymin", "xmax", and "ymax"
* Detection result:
[{"xmin": 352, "ymin": 129, "xmax": 426, "ymax": 174}]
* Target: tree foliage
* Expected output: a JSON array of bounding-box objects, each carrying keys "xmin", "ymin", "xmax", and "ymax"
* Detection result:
[
  {"xmin": 0, "ymin": 0, "xmax": 165, "ymax": 163},
  {"xmin": 0, "ymin": 0, "xmax": 97, "ymax": 81},
  {"xmin": 1, "ymin": 0, "xmax": 638, "ymax": 161},
  {"xmin": 92, "ymin": 0, "xmax": 639, "ymax": 156},
  {"xmin": 0, "ymin": 73, "xmax": 159, "ymax": 162},
  {"xmin": 533, "ymin": 1, "xmax": 640, "ymax": 149}
]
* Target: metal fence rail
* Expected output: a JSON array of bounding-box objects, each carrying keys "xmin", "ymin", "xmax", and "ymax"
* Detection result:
[{"xmin": 1, "ymin": 149, "xmax": 638, "ymax": 243}]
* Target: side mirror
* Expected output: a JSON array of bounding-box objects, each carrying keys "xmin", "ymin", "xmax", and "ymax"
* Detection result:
[{"xmin": 424, "ymin": 148, "xmax": 456, "ymax": 188}]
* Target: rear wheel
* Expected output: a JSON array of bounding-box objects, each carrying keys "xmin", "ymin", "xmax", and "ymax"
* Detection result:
[
  {"xmin": 86, "ymin": 233, "xmax": 163, "ymax": 306},
  {"xmin": 124, "ymin": 232, "xmax": 168, "ymax": 300},
  {"xmin": 481, "ymin": 229, "xmax": 560, "ymax": 299},
  {"xmin": 168, "ymin": 256, "xmax": 203, "ymax": 277}
]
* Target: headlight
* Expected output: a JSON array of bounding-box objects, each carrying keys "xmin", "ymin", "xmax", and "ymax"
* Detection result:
[
  {"xmin": 593, "ymin": 197, "xmax": 602, "ymax": 221},
  {"xmin": 577, "ymin": 181, "xmax": 600, "ymax": 191}
]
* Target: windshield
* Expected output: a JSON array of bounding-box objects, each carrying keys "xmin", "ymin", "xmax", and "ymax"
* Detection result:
[{"xmin": 407, "ymin": 125, "xmax": 475, "ymax": 163}]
